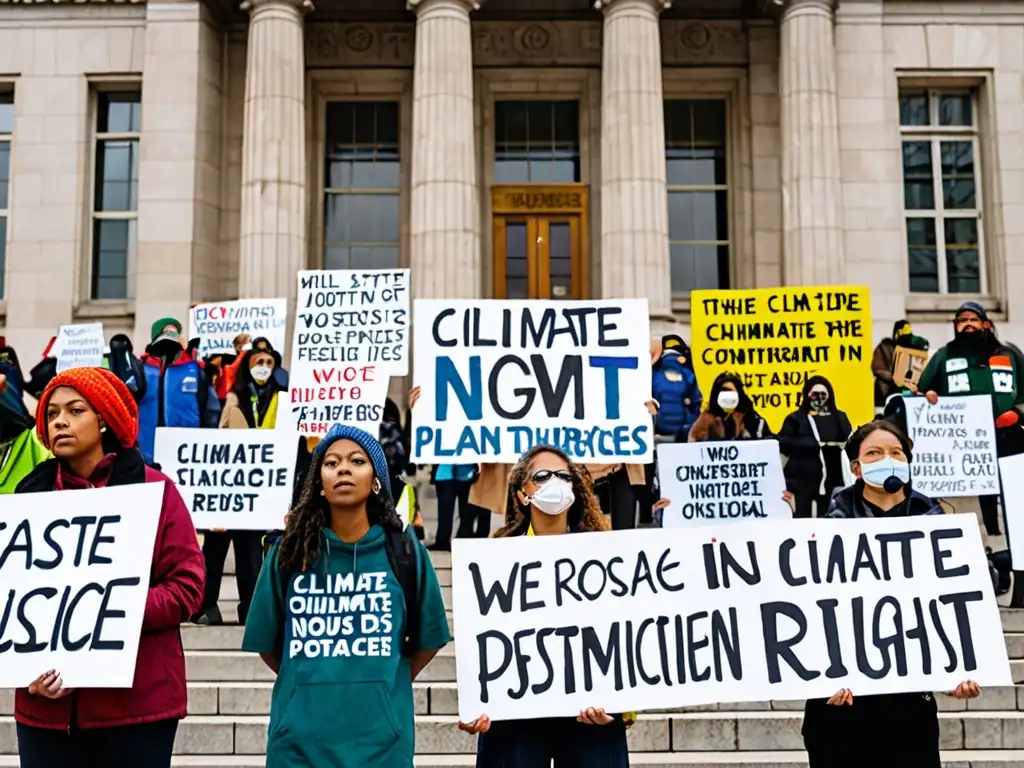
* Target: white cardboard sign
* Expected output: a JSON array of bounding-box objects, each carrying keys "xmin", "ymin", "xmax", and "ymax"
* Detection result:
[
  {"xmin": 154, "ymin": 427, "xmax": 297, "ymax": 530},
  {"xmin": 412, "ymin": 299, "xmax": 653, "ymax": 464},
  {"xmin": 451, "ymin": 516, "xmax": 1010, "ymax": 722},
  {"xmin": 0, "ymin": 483, "xmax": 163, "ymax": 688},
  {"xmin": 657, "ymin": 440, "xmax": 790, "ymax": 527},
  {"xmin": 189, "ymin": 298, "xmax": 287, "ymax": 359},
  {"xmin": 53, "ymin": 323, "xmax": 105, "ymax": 372},
  {"xmin": 906, "ymin": 395, "xmax": 999, "ymax": 497}
]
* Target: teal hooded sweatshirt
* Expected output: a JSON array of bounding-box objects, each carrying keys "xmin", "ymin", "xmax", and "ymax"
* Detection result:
[{"xmin": 242, "ymin": 524, "xmax": 451, "ymax": 767}]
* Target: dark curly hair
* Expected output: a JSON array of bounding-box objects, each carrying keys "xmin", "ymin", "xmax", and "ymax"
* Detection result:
[
  {"xmin": 278, "ymin": 444, "xmax": 405, "ymax": 571},
  {"xmin": 493, "ymin": 444, "xmax": 609, "ymax": 538}
]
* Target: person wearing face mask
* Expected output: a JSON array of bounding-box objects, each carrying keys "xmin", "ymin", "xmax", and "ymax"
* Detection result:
[
  {"xmin": 689, "ymin": 372, "xmax": 773, "ymax": 442},
  {"xmin": 917, "ymin": 301, "xmax": 1024, "ymax": 538},
  {"xmin": 778, "ymin": 376, "xmax": 852, "ymax": 518},
  {"xmin": 191, "ymin": 337, "xmax": 288, "ymax": 626},
  {"xmin": 137, "ymin": 317, "xmax": 221, "ymax": 466},
  {"xmin": 458, "ymin": 445, "xmax": 632, "ymax": 766},
  {"xmin": 802, "ymin": 419, "xmax": 981, "ymax": 767}
]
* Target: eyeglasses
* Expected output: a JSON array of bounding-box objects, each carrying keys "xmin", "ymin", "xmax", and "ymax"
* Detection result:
[{"xmin": 530, "ymin": 469, "xmax": 573, "ymax": 484}]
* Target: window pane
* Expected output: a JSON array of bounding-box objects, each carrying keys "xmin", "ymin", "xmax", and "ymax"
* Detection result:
[
  {"xmin": 494, "ymin": 101, "xmax": 580, "ymax": 183},
  {"xmin": 902, "ymin": 141, "xmax": 935, "ymax": 210},
  {"xmin": 548, "ymin": 222, "xmax": 572, "ymax": 299},
  {"xmin": 324, "ymin": 101, "xmax": 400, "ymax": 192},
  {"xmin": 92, "ymin": 218, "xmax": 133, "ymax": 299},
  {"xmin": 940, "ymin": 140, "xmax": 976, "ymax": 209},
  {"xmin": 325, "ymin": 247, "xmax": 350, "ymax": 270},
  {"xmin": 667, "ymin": 148, "xmax": 726, "ymax": 187},
  {"xmin": 0, "ymin": 93, "xmax": 12, "ymax": 135},
  {"xmin": 906, "ymin": 217, "xmax": 938, "ymax": 293},
  {"xmin": 0, "ymin": 215, "xmax": 6, "ymax": 298},
  {"xmin": 944, "ymin": 218, "xmax": 980, "ymax": 293},
  {"xmin": 97, "ymin": 92, "xmax": 141, "ymax": 134},
  {"xmin": 0, "ymin": 143, "xmax": 9, "ymax": 210},
  {"xmin": 95, "ymin": 140, "xmax": 139, "ymax": 212},
  {"xmin": 668, "ymin": 191, "xmax": 728, "ymax": 242},
  {"xmin": 504, "ymin": 222, "xmax": 528, "ymax": 300},
  {"xmin": 495, "ymin": 102, "xmax": 529, "ymax": 145},
  {"xmin": 670, "ymin": 244, "xmax": 727, "ymax": 294},
  {"xmin": 899, "ymin": 92, "xmax": 929, "ymax": 126},
  {"xmin": 939, "ymin": 94, "xmax": 973, "ymax": 127}
]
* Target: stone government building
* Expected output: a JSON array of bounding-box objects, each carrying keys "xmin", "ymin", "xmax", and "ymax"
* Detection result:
[{"xmin": 0, "ymin": 0, "xmax": 1020, "ymax": 360}]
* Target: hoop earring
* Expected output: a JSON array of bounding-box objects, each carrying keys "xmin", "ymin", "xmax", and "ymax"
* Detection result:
[{"xmin": 372, "ymin": 478, "xmax": 381, "ymax": 495}]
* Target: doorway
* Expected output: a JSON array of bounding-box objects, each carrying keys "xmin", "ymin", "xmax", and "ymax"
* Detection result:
[{"xmin": 492, "ymin": 184, "xmax": 588, "ymax": 300}]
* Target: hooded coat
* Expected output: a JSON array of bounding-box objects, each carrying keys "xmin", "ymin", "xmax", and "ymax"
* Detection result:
[
  {"xmin": 688, "ymin": 373, "xmax": 772, "ymax": 442},
  {"xmin": 651, "ymin": 345, "xmax": 702, "ymax": 440},
  {"xmin": 778, "ymin": 376, "xmax": 853, "ymax": 492},
  {"xmin": 219, "ymin": 339, "xmax": 287, "ymax": 430}
]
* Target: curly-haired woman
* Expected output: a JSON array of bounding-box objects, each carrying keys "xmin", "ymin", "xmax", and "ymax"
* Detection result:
[
  {"xmin": 458, "ymin": 444, "xmax": 632, "ymax": 767},
  {"xmin": 242, "ymin": 423, "xmax": 451, "ymax": 766}
]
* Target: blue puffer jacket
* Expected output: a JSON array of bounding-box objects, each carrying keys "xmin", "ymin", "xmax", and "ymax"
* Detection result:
[{"xmin": 652, "ymin": 353, "xmax": 702, "ymax": 440}]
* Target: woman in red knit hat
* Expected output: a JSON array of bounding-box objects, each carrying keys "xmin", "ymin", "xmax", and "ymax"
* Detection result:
[{"xmin": 14, "ymin": 367, "xmax": 205, "ymax": 768}]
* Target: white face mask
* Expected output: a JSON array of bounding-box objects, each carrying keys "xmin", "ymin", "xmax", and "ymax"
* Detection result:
[
  {"xmin": 717, "ymin": 390, "xmax": 740, "ymax": 411},
  {"xmin": 860, "ymin": 456, "xmax": 911, "ymax": 490},
  {"xmin": 527, "ymin": 478, "xmax": 575, "ymax": 516},
  {"xmin": 250, "ymin": 365, "xmax": 272, "ymax": 385}
]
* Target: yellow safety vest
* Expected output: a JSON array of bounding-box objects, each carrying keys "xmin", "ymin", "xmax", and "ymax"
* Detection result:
[{"xmin": 398, "ymin": 484, "xmax": 417, "ymax": 528}]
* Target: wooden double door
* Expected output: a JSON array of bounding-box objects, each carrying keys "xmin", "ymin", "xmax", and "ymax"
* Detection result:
[{"xmin": 492, "ymin": 184, "xmax": 588, "ymax": 300}]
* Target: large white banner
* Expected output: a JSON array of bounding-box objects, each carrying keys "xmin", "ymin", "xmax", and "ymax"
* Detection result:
[
  {"xmin": 154, "ymin": 427, "xmax": 297, "ymax": 530},
  {"xmin": 412, "ymin": 299, "xmax": 653, "ymax": 463},
  {"xmin": 0, "ymin": 483, "xmax": 163, "ymax": 688},
  {"xmin": 906, "ymin": 395, "xmax": 999, "ymax": 497},
  {"xmin": 189, "ymin": 298, "xmax": 287, "ymax": 359},
  {"xmin": 657, "ymin": 440, "xmax": 790, "ymax": 527},
  {"xmin": 288, "ymin": 269, "xmax": 408, "ymax": 436},
  {"xmin": 451, "ymin": 516, "xmax": 1010, "ymax": 722}
]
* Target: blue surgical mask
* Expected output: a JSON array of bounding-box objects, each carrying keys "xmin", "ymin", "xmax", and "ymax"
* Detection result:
[{"xmin": 860, "ymin": 456, "xmax": 911, "ymax": 491}]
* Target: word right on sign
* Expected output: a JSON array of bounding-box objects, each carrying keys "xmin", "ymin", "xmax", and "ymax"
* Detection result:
[{"xmin": 905, "ymin": 394, "xmax": 998, "ymax": 498}]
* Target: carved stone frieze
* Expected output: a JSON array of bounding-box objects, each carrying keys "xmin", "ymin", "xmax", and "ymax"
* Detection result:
[{"xmin": 304, "ymin": 19, "xmax": 748, "ymax": 68}]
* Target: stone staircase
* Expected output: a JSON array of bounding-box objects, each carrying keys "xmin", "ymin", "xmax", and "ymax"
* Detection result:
[{"xmin": 5, "ymin": 548, "xmax": 1024, "ymax": 767}]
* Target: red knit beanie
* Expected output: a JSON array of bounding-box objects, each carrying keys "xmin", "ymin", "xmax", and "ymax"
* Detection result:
[{"xmin": 36, "ymin": 368, "xmax": 139, "ymax": 449}]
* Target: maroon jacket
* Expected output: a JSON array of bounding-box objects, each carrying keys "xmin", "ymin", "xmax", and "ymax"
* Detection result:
[{"xmin": 14, "ymin": 449, "xmax": 204, "ymax": 730}]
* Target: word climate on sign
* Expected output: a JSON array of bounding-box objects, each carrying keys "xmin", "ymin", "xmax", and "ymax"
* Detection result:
[
  {"xmin": 450, "ymin": 516, "xmax": 1010, "ymax": 721},
  {"xmin": 153, "ymin": 428, "xmax": 297, "ymax": 530},
  {"xmin": 0, "ymin": 483, "xmax": 163, "ymax": 688},
  {"xmin": 906, "ymin": 395, "xmax": 999, "ymax": 497},
  {"xmin": 690, "ymin": 286, "xmax": 873, "ymax": 432},
  {"xmin": 289, "ymin": 269, "xmax": 409, "ymax": 434},
  {"xmin": 189, "ymin": 298, "xmax": 287, "ymax": 358},
  {"xmin": 657, "ymin": 440, "xmax": 789, "ymax": 527},
  {"xmin": 412, "ymin": 299, "xmax": 653, "ymax": 463}
]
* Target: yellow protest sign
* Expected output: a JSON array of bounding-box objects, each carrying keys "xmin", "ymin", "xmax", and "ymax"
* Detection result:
[{"xmin": 690, "ymin": 286, "xmax": 874, "ymax": 432}]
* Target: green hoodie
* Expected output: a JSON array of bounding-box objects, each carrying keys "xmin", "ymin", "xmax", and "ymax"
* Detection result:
[{"xmin": 242, "ymin": 524, "xmax": 451, "ymax": 767}]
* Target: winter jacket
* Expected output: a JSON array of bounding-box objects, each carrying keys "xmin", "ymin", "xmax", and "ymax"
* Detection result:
[
  {"xmin": 14, "ymin": 448, "xmax": 204, "ymax": 730},
  {"xmin": 137, "ymin": 352, "xmax": 221, "ymax": 464},
  {"xmin": 918, "ymin": 339, "xmax": 1024, "ymax": 419},
  {"xmin": 651, "ymin": 354, "xmax": 702, "ymax": 440},
  {"xmin": 688, "ymin": 409, "xmax": 772, "ymax": 442},
  {"xmin": 0, "ymin": 429, "xmax": 50, "ymax": 494},
  {"xmin": 872, "ymin": 339, "xmax": 897, "ymax": 407}
]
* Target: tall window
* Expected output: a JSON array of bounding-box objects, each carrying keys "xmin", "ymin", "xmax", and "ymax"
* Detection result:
[
  {"xmin": 91, "ymin": 91, "xmax": 140, "ymax": 300},
  {"xmin": 494, "ymin": 101, "xmax": 580, "ymax": 183},
  {"xmin": 899, "ymin": 89, "xmax": 984, "ymax": 294},
  {"xmin": 324, "ymin": 102, "xmax": 400, "ymax": 270},
  {"xmin": 665, "ymin": 99, "xmax": 729, "ymax": 295},
  {"xmin": 0, "ymin": 92, "xmax": 11, "ymax": 298}
]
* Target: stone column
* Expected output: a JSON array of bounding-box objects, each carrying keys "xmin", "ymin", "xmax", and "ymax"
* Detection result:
[
  {"xmin": 407, "ymin": 0, "xmax": 481, "ymax": 299},
  {"xmin": 779, "ymin": 0, "xmax": 844, "ymax": 285},
  {"xmin": 238, "ymin": 0, "xmax": 310, "ymax": 302},
  {"xmin": 597, "ymin": 0, "xmax": 672, "ymax": 319}
]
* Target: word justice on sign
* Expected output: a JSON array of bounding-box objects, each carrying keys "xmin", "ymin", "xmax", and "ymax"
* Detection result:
[
  {"xmin": 412, "ymin": 300, "xmax": 653, "ymax": 464},
  {"xmin": 450, "ymin": 516, "xmax": 1009, "ymax": 721}
]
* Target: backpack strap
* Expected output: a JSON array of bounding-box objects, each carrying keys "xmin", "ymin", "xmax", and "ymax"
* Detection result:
[{"xmin": 383, "ymin": 526, "xmax": 421, "ymax": 657}]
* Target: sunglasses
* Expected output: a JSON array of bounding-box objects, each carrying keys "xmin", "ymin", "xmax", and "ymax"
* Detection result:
[{"xmin": 531, "ymin": 469, "xmax": 573, "ymax": 484}]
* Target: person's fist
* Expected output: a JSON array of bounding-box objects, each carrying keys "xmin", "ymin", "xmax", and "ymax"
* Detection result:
[{"xmin": 926, "ymin": 391, "xmax": 939, "ymax": 405}]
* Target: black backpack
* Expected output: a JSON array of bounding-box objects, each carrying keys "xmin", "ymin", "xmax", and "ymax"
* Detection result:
[{"xmin": 275, "ymin": 525, "xmax": 421, "ymax": 657}]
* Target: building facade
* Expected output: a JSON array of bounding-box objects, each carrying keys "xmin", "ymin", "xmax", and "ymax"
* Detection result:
[{"xmin": 0, "ymin": 0, "xmax": 1020, "ymax": 360}]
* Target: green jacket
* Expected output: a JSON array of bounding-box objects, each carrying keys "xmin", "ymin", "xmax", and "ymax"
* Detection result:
[
  {"xmin": 918, "ymin": 340, "xmax": 1024, "ymax": 417},
  {"xmin": 0, "ymin": 429, "xmax": 51, "ymax": 493}
]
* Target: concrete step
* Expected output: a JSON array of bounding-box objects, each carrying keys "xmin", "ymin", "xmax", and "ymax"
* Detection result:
[
  {"xmin": 183, "ymin": 649, "xmax": 457, "ymax": 683},
  {"xmin": 4, "ymin": 712, "xmax": 1024, "ymax": 755}
]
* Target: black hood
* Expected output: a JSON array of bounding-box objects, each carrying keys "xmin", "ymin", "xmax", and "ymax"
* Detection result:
[
  {"xmin": 707, "ymin": 372, "xmax": 753, "ymax": 417},
  {"xmin": 800, "ymin": 375, "xmax": 837, "ymax": 412}
]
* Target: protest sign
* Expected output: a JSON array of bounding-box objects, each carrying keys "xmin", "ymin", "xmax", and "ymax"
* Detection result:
[
  {"xmin": 189, "ymin": 298, "xmax": 287, "ymax": 358},
  {"xmin": 451, "ymin": 516, "xmax": 1009, "ymax": 721},
  {"xmin": 412, "ymin": 299, "xmax": 653, "ymax": 463},
  {"xmin": 906, "ymin": 395, "xmax": 998, "ymax": 498},
  {"xmin": 53, "ymin": 323, "xmax": 105, "ymax": 372},
  {"xmin": 0, "ymin": 483, "xmax": 163, "ymax": 688},
  {"xmin": 154, "ymin": 427, "xmax": 297, "ymax": 530},
  {"xmin": 288, "ymin": 269, "xmax": 408, "ymax": 435},
  {"xmin": 690, "ymin": 287, "xmax": 873, "ymax": 432},
  {"xmin": 657, "ymin": 440, "xmax": 789, "ymax": 527},
  {"xmin": 893, "ymin": 347, "xmax": 929, "ymax": 389},
  {"xmin": 998, "ymin": 453, "xmax": 1024, "ymax": 569}
]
